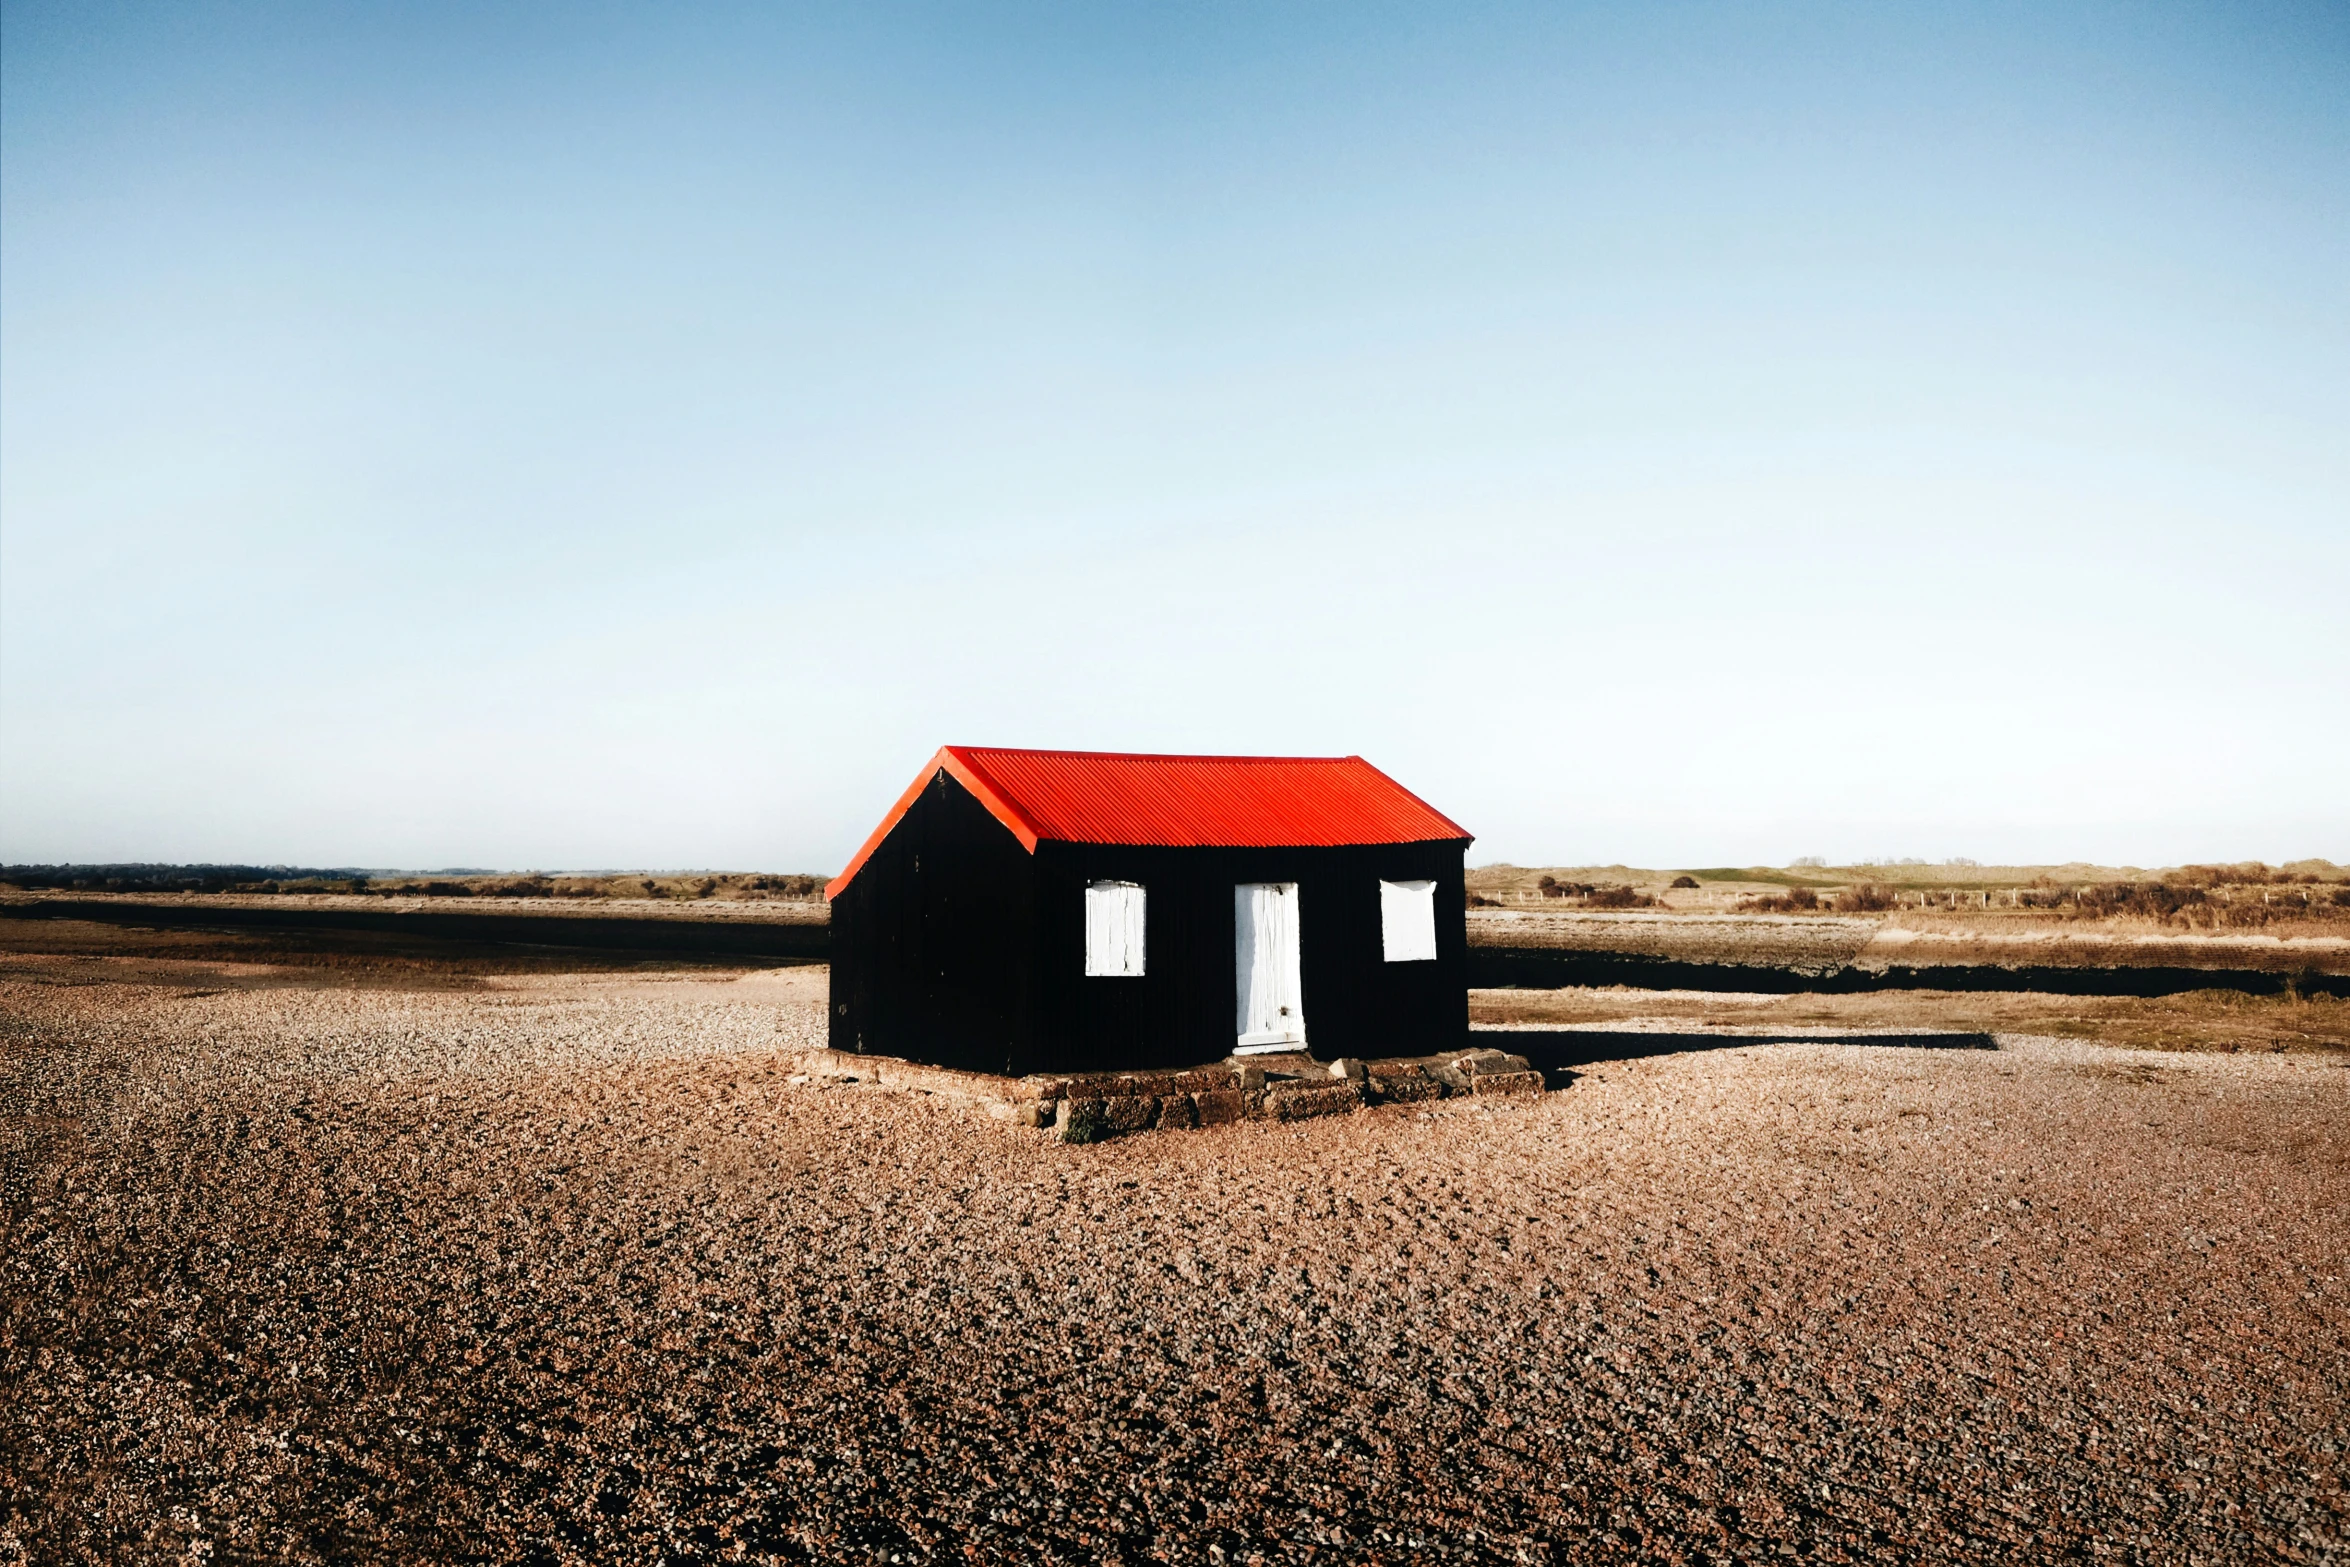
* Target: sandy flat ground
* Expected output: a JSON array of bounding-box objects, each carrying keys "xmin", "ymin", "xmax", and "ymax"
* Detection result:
[{"xmin": 3, "ymin": 956, "xmax": 2345, "ymax": 1564}]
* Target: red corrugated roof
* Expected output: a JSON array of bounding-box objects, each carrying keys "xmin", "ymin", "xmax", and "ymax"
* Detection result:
[{"xmin": 826, "ymin": 747, "xmax": 1471, "ymax": 898}]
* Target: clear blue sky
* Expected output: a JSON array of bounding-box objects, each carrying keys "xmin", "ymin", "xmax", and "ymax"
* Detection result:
[{"xmin": 4, "ymin": 2, "xmax": 2344, "ymax": 872}]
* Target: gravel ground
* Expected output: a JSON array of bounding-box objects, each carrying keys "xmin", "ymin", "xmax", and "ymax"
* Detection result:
[{"xmin": 3, "ymin": 955, "xmax": 2345, "ymax": 1564}]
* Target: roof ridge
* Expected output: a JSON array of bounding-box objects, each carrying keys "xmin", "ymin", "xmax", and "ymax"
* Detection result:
[{"xmin": 951, "ymin": 746, "xmax": 1364, "ymax": 764}]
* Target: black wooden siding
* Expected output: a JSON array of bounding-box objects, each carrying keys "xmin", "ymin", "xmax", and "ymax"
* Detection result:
[
  {"xmin": 828, "ymin": 769, "xmax": 1470, "ymax": 1076},
  {"xmin": 827, "ymin": 768, "xmax": 1039, "ymax": 1074}
]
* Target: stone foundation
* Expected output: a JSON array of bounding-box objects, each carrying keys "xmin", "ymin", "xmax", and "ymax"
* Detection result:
[
  {"xmin": 1471, "ymin": 1069, "xmax": 1546, "ymax": 1098},
  {"xmin": 1266, "ymin": 1080, "xmax": 1365, "ymax": 1120},
  {"xmin": 795, "ymin": 1044, "xmax": 1546, "ymax": 1143}
]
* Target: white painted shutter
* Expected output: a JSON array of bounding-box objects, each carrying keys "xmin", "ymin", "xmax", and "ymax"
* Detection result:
[
  {"xmin": 1380, "ymin": 879, "xmax": 1437, "ymax": 962},
  {"xmin": 1084, "ymin": 881, "xmax": 1146, "ymax": 976}
]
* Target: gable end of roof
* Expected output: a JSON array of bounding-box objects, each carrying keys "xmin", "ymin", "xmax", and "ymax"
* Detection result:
[{"xmin": 823, "ymin": 748, "xmax": 1043, "ymax": 901}]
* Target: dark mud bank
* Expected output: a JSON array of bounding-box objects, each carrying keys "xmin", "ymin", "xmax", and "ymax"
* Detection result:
[
  {"xmin": 6, "ymin": 899, "xmax": 2338, "ymax": 997},
  {"xmin": 1, "ymin": 899, "xmax": 828, "ymax": 965},
  {"xmin": 1466, "ymin": 947, "xmax": 2348, "ymax": 999}
]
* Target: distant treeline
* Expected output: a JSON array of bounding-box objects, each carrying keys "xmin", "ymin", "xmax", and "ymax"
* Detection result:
[
  {"xmin": 1, "ymin": 864, "xmax": 367, "ymax": 893},
  {"xmin": 1681, "ymin": 860, "xmax": 2346, "ymax": 891},
  {"xmin": 0, "ymin": 866, "xmax": 830, "ymax": 901}
]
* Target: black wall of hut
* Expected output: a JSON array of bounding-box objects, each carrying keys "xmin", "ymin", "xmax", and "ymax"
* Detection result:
[
  {"xmin": 827, "ymin": 769, "xmax": 1039, "ymax": 1074},
  {"xmin": 828, "ymin": 769, "xmax": 1471, "ymax": 1077}
]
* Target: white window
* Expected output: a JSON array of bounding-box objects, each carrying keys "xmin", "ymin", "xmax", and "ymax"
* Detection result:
[
  {"xmin": 1380, "ymin": 878, "xmax": 1437, "ymax": 962},
  {"xmin": 1085, "ymin": 881, "xmax": 1146, "ymax": 976}
]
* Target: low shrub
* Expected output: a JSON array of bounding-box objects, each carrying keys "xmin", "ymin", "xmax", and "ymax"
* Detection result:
[
  {"xmin": 2009, "ymin": 879, "xmax": 2350, "ymax": 925},
  {"xmin": 738, "ymin": 873, "xmax": 825, "ymax": 899},
  {"xmin": 1834, "ymin": 882, "xmax": 1897, "ymax": 913},
  {"xmin": 2168, "ymin": 862, "xmax": 2281, "ymax": 888},
  {"xmin": 1669, "ymin": 875, "xmax": 1699, "ymax": 889},
  {"xmin": 1530, "ymin": 876, "xmax": 1653, "ymax": 908},
  {"xmin": 1737, "ymin": 887, "xmax": 1820, "ymax": 914}
]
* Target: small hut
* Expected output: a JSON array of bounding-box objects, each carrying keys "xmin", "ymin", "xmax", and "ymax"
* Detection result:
[{"xmin": 825, "ymin": 747, "xmax": 1474, "ymax": 1076}]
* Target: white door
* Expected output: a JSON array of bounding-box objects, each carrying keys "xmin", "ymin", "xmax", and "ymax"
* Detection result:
[{"xmin": 1234, "ymin": 882, "xmax": 1305, "ymax": 1052}]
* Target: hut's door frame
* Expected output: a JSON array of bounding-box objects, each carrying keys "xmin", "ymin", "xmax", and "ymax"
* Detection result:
[{"xmin": 1233, "ymin": 881, "xmax": 1306, "ymax": 1053}]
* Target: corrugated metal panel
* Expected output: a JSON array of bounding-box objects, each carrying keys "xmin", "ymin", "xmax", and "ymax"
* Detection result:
[
  {"xmin": 947, "ymin": 747, "xmax": 1470, "ymax": 849},
  {"xmin": 829, "ymin": 746, "xmax": 1473, "ymax": 899}
]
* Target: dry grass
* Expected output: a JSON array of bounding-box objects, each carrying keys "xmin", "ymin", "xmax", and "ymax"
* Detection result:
[
  {"xmin": 1734, "ymin": 888, "xmax": 1820, "ymax": 914},
  {"xmin": 1468, "ymin": 905, "xmax": 2350, "ymax": 977},
  {"xmin": 1833, "ymin": 882, "xmax": 1899, "ymax": 913},
  {"xmin": 1473, "ymin": 985, "xmax": 2350, "ymax": 1054},
  {"xmin": 1468, "ymin": 859, "xmax": 2350, "ymax": 925},
  {"xmin": 1535, "ymin": 878, "xmax": 1654, "ymax": 909}
]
